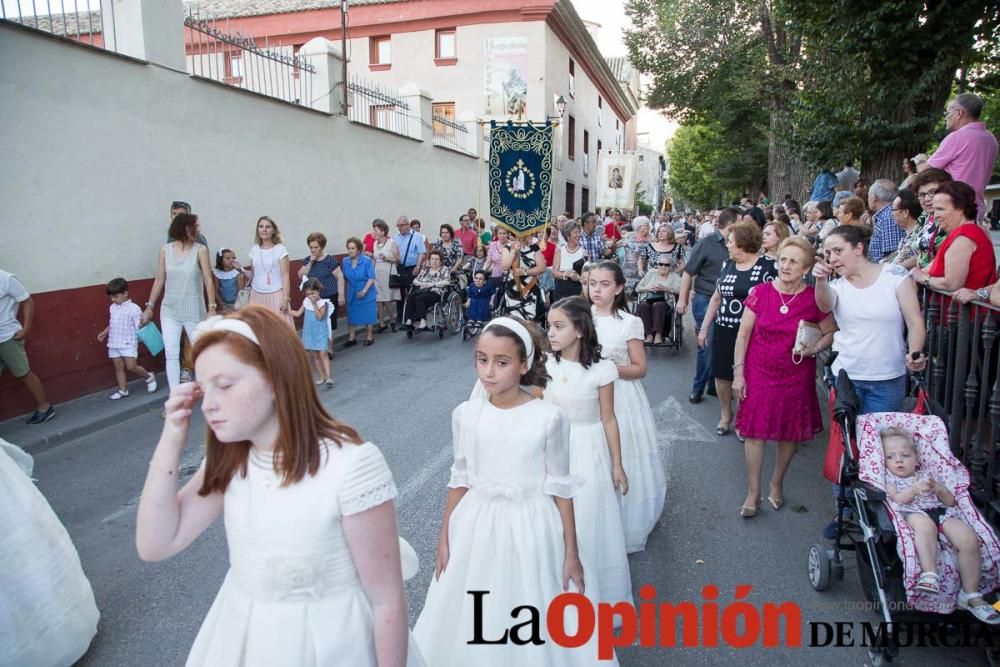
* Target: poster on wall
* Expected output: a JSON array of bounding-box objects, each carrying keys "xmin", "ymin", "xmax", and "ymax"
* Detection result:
[
  {"xmin": 484, "ymin": 37, "xmax": 528, "ymax": 117},
  {"xmin": 596, "ymin": 151, "xmax": 639, "ymax": 209}
]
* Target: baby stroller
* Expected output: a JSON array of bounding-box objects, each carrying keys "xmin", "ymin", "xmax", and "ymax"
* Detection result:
[{"xmin": 808, "ymin": 359, "xmax": 1000, "ymax": 664}]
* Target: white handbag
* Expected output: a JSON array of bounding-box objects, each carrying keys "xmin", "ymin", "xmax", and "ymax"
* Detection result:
[{"xmin": 792, "ymin": 320, "xmax": 824, "ymax": 365}]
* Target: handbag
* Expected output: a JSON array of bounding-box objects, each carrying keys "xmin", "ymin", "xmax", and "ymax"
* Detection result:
[
  {"xmin": 792, "ymin": 320, "xmax": 824, "ymax": 365},
  {"xmin": 234, "ymin": 288, "xmax": 251, "ymax": 310},
  {"xmin": 389, "ymin": 235, "xmax": 415, "ymax": 289},
  {"xmin": 136, "ymin": 322, "xmax": 164, "ymax": 356}
]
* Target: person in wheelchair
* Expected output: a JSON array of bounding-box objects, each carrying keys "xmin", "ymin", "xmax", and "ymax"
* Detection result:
[
  {"xmin": 404, "ymin": 250, "xmax": 451, "ymax": 331},
  {"xmin": 465, "ymin": 271, "xmax": 495, "ymax": 328},
  {"xmin": 635, "ymin": 260, "xmax": 677, "ymax": 346}
]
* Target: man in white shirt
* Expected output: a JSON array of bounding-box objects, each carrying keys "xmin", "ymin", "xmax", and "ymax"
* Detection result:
[{"xmin": 0, "ymin": 269, "xmax": 55, "ymax": 424}]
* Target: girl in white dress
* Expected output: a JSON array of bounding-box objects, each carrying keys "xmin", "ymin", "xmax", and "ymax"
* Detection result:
[
  {"xmin": 414, "ymin": 317, "xmax": 617, "ymax": 666},
  {"xmin": 135, "ymin": 306, "xmax": 423, "ymax": 667},
  {"xmin": 544, "ymin": 297, "xmax": 633, "ymax": 607},
  {"xmin": 0, "ymin": 438, "xmax": 99, "ymax": 667},
  {"xmin": 589, "ymin": 261, "xmax": 667, "ymax": 553}
]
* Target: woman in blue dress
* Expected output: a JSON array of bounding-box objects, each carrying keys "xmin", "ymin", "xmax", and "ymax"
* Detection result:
[{"xmin": 341, "ymin": 237, "xmax": 378, "ymax": 346}]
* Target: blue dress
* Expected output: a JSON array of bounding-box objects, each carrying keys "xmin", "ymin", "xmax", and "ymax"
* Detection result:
[
  {"xmin": 301, "ymin": 298, "xmax": 332, "ymax": 351},
  {"xmin": 341, "ymin": 255, "xmax": 377, "ymax": 326},
  {"xmin": 466, "ymin": 283, "xmax": 494, "ymax": 321}
]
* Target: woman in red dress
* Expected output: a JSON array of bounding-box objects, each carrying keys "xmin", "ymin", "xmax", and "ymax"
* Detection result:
[
  {"xmin": 732, "ymin": 238, "xmax": 836, "ymax": 518},
  {"xmin": 910, "ymin": 181, "xmax": 996, "ymax": 292}
]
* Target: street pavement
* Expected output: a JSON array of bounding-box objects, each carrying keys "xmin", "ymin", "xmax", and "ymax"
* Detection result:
[{"xmin": 15, "ymin": 318, "xmax": 994, "ymax": 666}]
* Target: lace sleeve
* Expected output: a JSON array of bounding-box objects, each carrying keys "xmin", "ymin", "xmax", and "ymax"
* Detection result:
[
  {"xmin": 543, "ymin": 407, "xmax": 584, "ymax": 498},
  {"xmin": 625, "ymin": 313, "xmax": 645, "ymax": 342},
  {"xmin": 447, "ymin": 403, "xmax": 470, "ymax": 489},
  {"xmin": 596, "ymin": 359, "xmax": 619, "ymax": 386},
  {"xmin": 338, "ymin": 442, "xmax": 398, "ymax": 516},
  {"xmin": 744, "ymin": 284, "xmax": 762, "ymax": 313}
]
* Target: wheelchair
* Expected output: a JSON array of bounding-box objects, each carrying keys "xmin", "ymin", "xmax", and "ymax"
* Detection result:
[
  {"xmin": 632, "ymin": 290, "xmax": 683, "ymax": 354},
  {"xmin": 403, "ymin": 276, "xmax": 465, "ymax": 339}
]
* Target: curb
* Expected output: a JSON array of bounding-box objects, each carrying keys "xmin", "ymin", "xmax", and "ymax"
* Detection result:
[{"xmin": 1, "ymin": 325, "xmax": 358, "ymax": 454}]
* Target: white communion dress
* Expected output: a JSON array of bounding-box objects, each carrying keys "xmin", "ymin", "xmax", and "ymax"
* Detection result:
[
  {"xmin": 593, "ymin": 308, "xmax": 667, "ymax": 553},
  {"xmin": 186, "ymin": 441, "xmax": 426, "ymax": 667},
  {"xmin": 0, "ymin": 439, "xmax": 99, "ymax": 667},
  {"xmin": 543, "ymin": 355, "xmax": 634, "ymax": 606},
  {"xmin": 413, "ymin": 398, "xmax": 618, "ymax": 666}
]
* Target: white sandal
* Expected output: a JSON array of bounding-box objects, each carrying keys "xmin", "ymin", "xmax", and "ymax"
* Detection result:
[
  {"xmin": 915, "ymin": 571, "xmax": 939, "ymax": 593},
  {"xmin": 109, "ymin": 390, "xmax": 129, "ymax": 400},
  {"xmin": 958, "ymin": 590, "xmax": 1000, "ymax": 624}
]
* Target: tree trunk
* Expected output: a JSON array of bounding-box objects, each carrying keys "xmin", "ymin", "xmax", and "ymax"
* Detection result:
[
  {"xmin": 766, "ymin": 101, "xmax": 811, "ymax": 203},
  {"xmin": 862, "ymin": 148, "xmax": 921, "ymax": 188}
]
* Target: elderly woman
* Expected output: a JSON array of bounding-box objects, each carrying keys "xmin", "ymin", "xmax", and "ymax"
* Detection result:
[
  {"xmin": 698, "ymin": 222, "xmax": 777, "ymax": 436},
  {"xmin": 297, "ymin": 232, "xmax": 343, "ymax": 349},
  {"xmin": 910, "ymin": 181, "xmax": 997, "ymax": 293},
  {"xmin": 370, "ymin": 220, "xmax": 400, "ymax": 332},
  {"xmin": 888, "ymin": 190, "xmax": 923, "ymax": 268},
  {"xmin": 732, "ymin": 238, "xmax": 835, "ymax": 516},
  {"xmin": 340, "ymin": 237, "xmax": 377, "ymax": 346},
  {"xmin": 761, "ymin": 221, "xmax": 790, "ymax": 260},
  {"xmin": 837, "ymin": 196, "xmax": 867, "ymax": 228},
  {"xmin": 405, "ymin": 250, "xmax": 451, "ymax": 330},
  {"xmin": 620, "ymin": 216, "xmax": 652, "ymax": 295},
  {"xmin": 142, "ymin": 213, "xmax": 216, "ymax": 391},
  {"xmin": 433, "ymin": 224, "xmax": 466, "ymax": 273},
  {"xmin": 639, "ymin": 223, "xmax": 686, "ymax": 275},
  {"xmin": 552, "ymin": 220, "xmax": 586, "ymax": 301}
]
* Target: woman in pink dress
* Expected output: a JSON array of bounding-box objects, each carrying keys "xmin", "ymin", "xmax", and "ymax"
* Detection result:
[{"xmin": 732, "ymin": 238, "xmax": 836, "ymax": 517}]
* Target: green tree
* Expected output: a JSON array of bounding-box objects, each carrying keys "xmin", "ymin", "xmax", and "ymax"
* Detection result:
[{"xmin": 667, "ymin": 122, "xmax": 739, "ymax": 208}]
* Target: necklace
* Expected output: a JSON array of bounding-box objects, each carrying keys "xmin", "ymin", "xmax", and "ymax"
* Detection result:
[
  {"xmin": 775, "ymin": 283, "xmax": 803, "ymax": 314},
  {"xmin": 260, "ymin": 245, "xmax": 276, "ymax": 286}
]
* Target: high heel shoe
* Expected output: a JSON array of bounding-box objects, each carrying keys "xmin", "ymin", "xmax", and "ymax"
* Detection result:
[
  {"xmin": 767, "ymin": 496, "xmax": 784, "ymax": 511},
  {"xmin": 740, "ymin": 499, "xmax": 761, "ymax": 518},
  {"xmin": 716, "ymin": 422, "xmax": 731, "ymax": 436}
]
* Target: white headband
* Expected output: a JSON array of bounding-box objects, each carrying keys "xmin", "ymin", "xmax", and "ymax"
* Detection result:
[
  {"xmin": 482, "ymin": 317, "xmax": 534, "ymax": 358},
  {"xmin": 192, "ymin": 315, "xmax": 260, "ymax": 346}
]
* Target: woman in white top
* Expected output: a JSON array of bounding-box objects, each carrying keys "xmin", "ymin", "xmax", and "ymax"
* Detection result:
[
  {"xmin": 136, "ymin": 307, "xmax": 424, "ymax": 666},
  {"xmin": 142, "ymin": 213, "xmax": 215, "ymax": 390},
  {"xmin": 243, "ymin": 216, "xmax": 293, "ymax": 327},
  {"xmin": 552, "ymin": 220, "xmax": 586, "ymax": 302},
  {"xmin": 371, "ymin": 220, "xmax": 401, "ymax": 332},
  {"xmin": 813, "ymin": 224, "xmax": 926, "ymax": 414}
]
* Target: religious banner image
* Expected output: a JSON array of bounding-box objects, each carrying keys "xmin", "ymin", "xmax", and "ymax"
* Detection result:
[
  {"xmin": 484, "ymin": 37, "xmax": 528, "ymax": 117},
  {"xmin": 489, "ymin": 121, "xmax": 553, "ymax": 237},
  {"xmin": 596, "ymin": 151, "xmax": 639, "ymax": 209}
]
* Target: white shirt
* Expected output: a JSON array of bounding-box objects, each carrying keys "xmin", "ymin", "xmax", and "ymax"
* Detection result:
[
  {"xmin": 698, "ymin": 221, "xmax": 716, "ymax": 241},
  {"xmin": 249, "ymin": 244, "xmax": 289, "ymax": 294},
  {"xmin": 0, "ymin": 270, "xmax": 29, "ymax": 344},
  {"xmin": 829, "ymin": 264, "xmax": 910, "ymax": 381}
]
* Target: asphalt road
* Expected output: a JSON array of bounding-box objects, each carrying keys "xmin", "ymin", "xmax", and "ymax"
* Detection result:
[{"xmin": 27, "ymin": 317, "xmax": 992, "ymax": 666}]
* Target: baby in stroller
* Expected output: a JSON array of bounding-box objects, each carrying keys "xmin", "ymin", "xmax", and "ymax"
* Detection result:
[
  {"xmin": 463, "ymin": 271, "xmax": 494, "ymax": 339},
  {"xmin": 881, "ymin": 426, "xmax": 1000, "ymax": 622},
  {"xmin": 854, "ymin": 413, "xmax": 1000, "ymax": 619}
]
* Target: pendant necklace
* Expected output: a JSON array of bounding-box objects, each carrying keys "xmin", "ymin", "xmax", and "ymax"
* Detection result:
[
  {"xmin": 262, "ymin": 246, "xmax": 275, "ymax": 286},
  {"xmin": 776, "ymin": 284, "xmax": 802, "ymax": 315}
]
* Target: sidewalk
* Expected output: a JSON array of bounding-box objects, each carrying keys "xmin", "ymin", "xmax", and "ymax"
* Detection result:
[
  {"xmin": 0, "ymin": 373, "xmax": 167, "ymax": 454},
  {"xmin": 0, "ymin": 323, "xmax": 356, "ymax": 453}
]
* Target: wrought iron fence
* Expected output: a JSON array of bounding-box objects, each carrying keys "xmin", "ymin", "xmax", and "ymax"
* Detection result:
[
  {"xmin": 920, "ymin": 288, "xmax": 1000, "ymax": 520},
  {"xmin": 1, "ymin": 1, "xmax": 117, "ymax": 52},
  {"xmin": 184, "ymin": 9, "xmax": 314, "ymax": 106},
  {"xmin": 431, "ymin": 113, "xmax": 473, "ymax": 154},
  {"xmin": 347, "ymin": 75, "xmax": 410, "ymax": 137}
]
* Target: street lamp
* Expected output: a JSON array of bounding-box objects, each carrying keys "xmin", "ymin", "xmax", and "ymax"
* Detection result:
[{"xmin": 555, "ymin": 95, "xmax": 567, "ymax": 119}]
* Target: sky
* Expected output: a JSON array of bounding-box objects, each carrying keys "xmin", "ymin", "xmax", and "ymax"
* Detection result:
[{"xmin": 569, "ymin": 0, "xmax": 677, "ymax": 152}]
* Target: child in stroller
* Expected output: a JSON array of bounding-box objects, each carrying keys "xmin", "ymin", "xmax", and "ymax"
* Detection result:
[
  {"xmin": 881, "ymin": 426, "xmax": 1000, "ymax": 622},
  {"xmin": 463, "ymin": 271, "xmax": 494, "ymax": 339}
]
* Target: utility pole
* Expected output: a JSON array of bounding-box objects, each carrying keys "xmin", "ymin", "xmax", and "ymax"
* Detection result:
[{"xmin": 341, "ymin": 0, "xmax": 349, "ymax": 115}]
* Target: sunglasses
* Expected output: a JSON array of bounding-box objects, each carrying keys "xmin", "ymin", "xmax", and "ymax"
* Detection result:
[{"xmin": 657, "ymin": 263, "xmax": 671, "ymax": 267}]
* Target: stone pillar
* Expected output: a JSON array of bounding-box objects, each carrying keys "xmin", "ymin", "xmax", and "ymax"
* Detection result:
[
  {"xmin": 458, "ymin": 111, "xmax": 481, "ymax": 157},
  {"xmin": 399, "ymin": 83, "xmax": 432, "ymax": 142},
  {"xmin": 300, "ymin": 37, "xmax": 346, "ymax": 115},
  {"xmin": 100, "ymin": 0, "xmax": 186, "ymax": 71}
]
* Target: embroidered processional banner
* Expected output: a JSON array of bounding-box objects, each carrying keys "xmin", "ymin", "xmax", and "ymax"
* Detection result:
[
  {"xmin": 596, "ymin": 151, "xmax": 639, "ymax": 209},
  {"xmin": 488, "ymin": 121, "xmax": 553, "ymax": 237}
]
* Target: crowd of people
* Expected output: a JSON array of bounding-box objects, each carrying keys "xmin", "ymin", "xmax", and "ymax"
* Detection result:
[{"xmin": 2, "ymin": 91, "xmax": 1000, "ymax": 665}]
